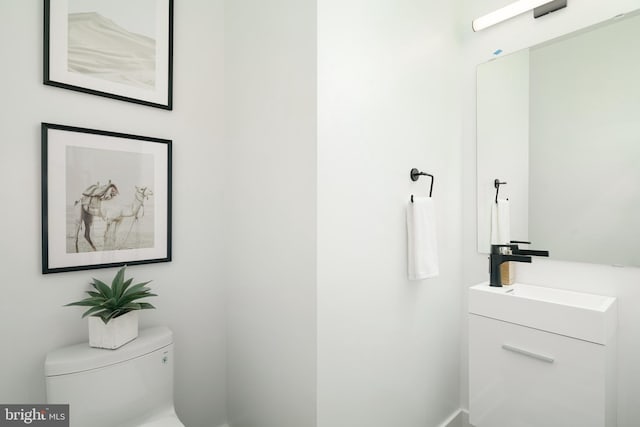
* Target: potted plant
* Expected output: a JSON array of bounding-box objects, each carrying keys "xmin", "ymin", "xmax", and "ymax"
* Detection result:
[{"xmin": 65, "ymin": 266, "xmax": 157, "ymax": 349}]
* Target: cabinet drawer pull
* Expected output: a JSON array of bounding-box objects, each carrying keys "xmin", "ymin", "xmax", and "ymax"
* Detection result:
[{"xmin": 501, "ymin": 344, "xmax": 554, "ymax": 363}]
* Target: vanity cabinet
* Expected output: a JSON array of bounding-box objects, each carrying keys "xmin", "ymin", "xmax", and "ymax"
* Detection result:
[{"xmin": 468, "ymin": 283, "xmax": 617, "ymax": 427}]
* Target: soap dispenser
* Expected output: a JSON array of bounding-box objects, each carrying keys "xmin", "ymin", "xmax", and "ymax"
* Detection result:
[{"xmin": 499, "ymin": 246, "xmax": 514, "ymax": 285}]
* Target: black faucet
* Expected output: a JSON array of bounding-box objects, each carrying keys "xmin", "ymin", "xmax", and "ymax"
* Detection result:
[
  {"xmin": 489, "ymin": 241, "xmax": 549, "ymax": 287},
  {"xmin": 509, "ymin": 240, "xmax": 550, "ymax": 257}
]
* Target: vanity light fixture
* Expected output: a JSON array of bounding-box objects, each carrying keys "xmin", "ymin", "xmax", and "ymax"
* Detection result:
[{"xmin": 472, "ymin": 0, "xmax": 567, "ymax": 32}]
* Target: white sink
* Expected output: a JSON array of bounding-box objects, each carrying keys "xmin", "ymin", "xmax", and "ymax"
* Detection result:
[{"xmin": 469, "ymin": 282, "xmax": 617, "ymax": 344}]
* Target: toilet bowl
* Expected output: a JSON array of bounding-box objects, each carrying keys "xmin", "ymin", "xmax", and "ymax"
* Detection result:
[{"xmin": 45, "ymin": 326, "xmax": 184, "ymax": 427}]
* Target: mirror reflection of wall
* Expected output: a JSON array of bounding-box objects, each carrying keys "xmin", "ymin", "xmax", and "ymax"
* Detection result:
[
  {"xmin": 477, "ymin": 49, "xmax": 529, "ymax": 251},
  {"xmin": 477, "ymin": 10, "xmax": 640, "ymax": 267}
]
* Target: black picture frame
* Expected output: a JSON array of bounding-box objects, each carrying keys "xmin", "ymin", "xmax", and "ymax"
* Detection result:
[
  {"xmin": 42, "ymin": 123, "xmax": 172, "ymax": 274},
  {"xmin": 44, "ymin": 0, "xmax": 173, "ymax": 110}
]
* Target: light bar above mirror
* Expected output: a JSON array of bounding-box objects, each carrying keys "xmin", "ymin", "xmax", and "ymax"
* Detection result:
[{"xmin": 472, "ymin": 0, "xmax": 567, "ymax": 32}]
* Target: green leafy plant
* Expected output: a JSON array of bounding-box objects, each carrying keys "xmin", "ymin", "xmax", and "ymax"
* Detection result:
[{"xmin": 65, "ymin": 266, "xmax": 157, "ymax": 324}]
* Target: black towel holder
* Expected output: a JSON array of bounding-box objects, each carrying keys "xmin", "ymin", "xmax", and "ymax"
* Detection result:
[
  {"xmin": 494, "ymin": 178, "xmax": 507, "ymax": 203},
  {"xmin": 410, "ymin": 168, "xmax": 434, "ymax": 203}
]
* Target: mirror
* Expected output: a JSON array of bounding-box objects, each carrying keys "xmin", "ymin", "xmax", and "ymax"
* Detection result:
[{"xmin": 477, "ymin": 10, "xmax": 640, "ymax": 267}]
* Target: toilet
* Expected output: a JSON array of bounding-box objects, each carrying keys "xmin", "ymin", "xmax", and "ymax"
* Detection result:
[{"xmin": 45, "ymin": 326, "xmax": 184, "ymax": 427}]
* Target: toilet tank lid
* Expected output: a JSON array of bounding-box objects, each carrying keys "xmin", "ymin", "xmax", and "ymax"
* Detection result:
[{"xmin": 45, "ymin": 326, "xmax": 173, "ymax": 377}]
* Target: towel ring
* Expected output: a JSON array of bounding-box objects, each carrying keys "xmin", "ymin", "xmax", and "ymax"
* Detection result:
[
  {"xmin": 494, "ymin": 178, "xmax": 507, "ymax": 203},
  {"xmin": 410, "ymin": 168, "xmax": 434, "ymax": 202}
]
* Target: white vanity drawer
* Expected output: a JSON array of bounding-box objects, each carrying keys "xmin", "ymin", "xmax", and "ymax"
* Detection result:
[{"xmin": 469, "ymin": 314, "xmax": 613, "ymax": 427}]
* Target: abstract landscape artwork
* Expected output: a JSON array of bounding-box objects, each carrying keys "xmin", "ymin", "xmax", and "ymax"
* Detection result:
[
  {"xmin": 42, "ymin": 123, "xmax": 172, "ymax": 273},
  {"xmin": 44, "ymin": 0, "xmax": 173, "ymax": 109}
]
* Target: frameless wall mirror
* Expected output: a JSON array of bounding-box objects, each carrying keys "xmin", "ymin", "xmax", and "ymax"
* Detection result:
[{"xmin": 477, "ymin": 10, "xmax": 640, "ymax": 266}]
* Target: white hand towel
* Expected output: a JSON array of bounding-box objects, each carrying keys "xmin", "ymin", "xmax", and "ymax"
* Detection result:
[
  {"xmin": 407, "ymin": 197, "xmax": 439, "ymax": 280},
  {"xmin": 490, "ymin": 198, "xmax": 510, "ymax": 245}
]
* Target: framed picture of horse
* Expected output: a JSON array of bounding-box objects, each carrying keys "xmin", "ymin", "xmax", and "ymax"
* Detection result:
[
  {"xmin": 44, "ymin": 0, "xmax": 173, "ymax": 110},
  {"xmin": 41, "ymin": 123, "xmax": 172, "ymax": 274}
]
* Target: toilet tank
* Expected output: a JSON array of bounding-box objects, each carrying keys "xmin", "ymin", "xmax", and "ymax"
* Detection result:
[{"xmin": 45, "ymin": 326, "xmax": 177, "ymax": 427}]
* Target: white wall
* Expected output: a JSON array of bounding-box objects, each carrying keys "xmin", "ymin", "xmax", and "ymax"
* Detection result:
[
  {"xmin": 461, "ymin": 1, "xmax": 640, "ymax": 425},
  {"xmin": 223, "ymin": 1, "xmax": 318, "ymax": 426},
  {"xmin": 0, "ymin": 2, "xmax": 227, "ymax": 426},
  {"xmin": 317, "ymin": 1, "xmax": 463, "ymax": 426}
]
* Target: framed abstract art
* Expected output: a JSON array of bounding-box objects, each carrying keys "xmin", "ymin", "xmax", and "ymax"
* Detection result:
[{"xmin": 44, "ymin": 0, "xmax": 173, "ymax": 109}]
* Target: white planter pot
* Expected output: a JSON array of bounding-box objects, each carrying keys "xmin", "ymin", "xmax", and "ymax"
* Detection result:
[{"xmin": 88, "ymin": 311, "xmax": 139, "ymax": 349}]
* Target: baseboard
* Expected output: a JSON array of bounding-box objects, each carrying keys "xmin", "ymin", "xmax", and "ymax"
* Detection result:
[{"xmin": 438, "ymin": 408, "xmax": 471, "ymax": 427}]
